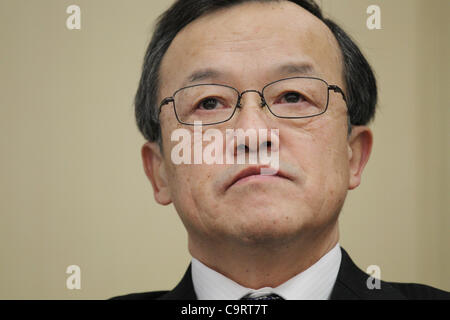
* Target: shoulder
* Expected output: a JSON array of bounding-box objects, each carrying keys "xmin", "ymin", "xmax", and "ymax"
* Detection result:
[
  {"xmin": 386, "ymin": 281, "xmax": 450, "ymax": 300},
  {"xmin": 109, "ymin": 265, "xmax": 196, "ymax": 300},
  {"xmin": 334, "ymin": 247, "xmax": 450, "ymax": 300}
]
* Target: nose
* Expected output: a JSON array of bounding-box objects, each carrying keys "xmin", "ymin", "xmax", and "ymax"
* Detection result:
[
  {"xmin": 228, "ymin": 90, "xmax": 278, "ymax": 160},
  {"xmin": 234, "ymin": 90, "xmax": 268, "ymax": 129},
  {"xmin": 237, "ymin": 90, "xmax": 266, "ymax": 109}
]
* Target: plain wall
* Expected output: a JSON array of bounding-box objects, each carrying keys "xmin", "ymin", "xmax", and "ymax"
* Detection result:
[{"xmin": 0, "ymin": 0, "xmax": 448, "ymax": 299}]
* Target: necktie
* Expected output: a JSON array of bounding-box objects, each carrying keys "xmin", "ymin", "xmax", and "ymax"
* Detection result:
[{"xmin": 240, "ymin": 292, "xmax": 284, "ymax": 300}]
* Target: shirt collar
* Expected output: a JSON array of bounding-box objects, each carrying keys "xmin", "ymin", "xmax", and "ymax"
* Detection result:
[{"xmin": 191, "ymin": 242, "xmax": 342, "ymax": 300}]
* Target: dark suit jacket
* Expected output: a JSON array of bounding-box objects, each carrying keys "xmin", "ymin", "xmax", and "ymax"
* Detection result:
[{"xmin": 112, "ymin": 247, "xmax": 450, "ymax": 300}]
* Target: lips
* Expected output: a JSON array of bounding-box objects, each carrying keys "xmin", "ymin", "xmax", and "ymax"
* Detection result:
[{"xmin": 226, "ymin": 165, "xmax": 291, "ymax": 190}]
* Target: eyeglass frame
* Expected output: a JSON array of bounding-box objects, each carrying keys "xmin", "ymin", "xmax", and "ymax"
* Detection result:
[{"xmin": 159, "ymin": 76, "xmax": 347, "ymax": 126}]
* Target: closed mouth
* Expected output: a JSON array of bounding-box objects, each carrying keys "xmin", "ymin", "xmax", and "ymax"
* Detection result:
[{"xmin": 226, "ymin": 165, "xmax": 291, "ymax": 190}]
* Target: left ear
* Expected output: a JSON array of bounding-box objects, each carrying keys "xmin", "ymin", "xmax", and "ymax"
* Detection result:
[{"xmin": 347, "ymin": 126, "xmax": 373, "ymax": 190}]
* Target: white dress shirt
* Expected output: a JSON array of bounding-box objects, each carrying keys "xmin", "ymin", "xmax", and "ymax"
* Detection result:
[{"xmin": 191, "ymin": 242, "xmax": 342, "ymax": 300}]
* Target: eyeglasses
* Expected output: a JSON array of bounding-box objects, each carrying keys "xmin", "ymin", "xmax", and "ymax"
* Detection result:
[{"xmin": 159, "ymin": 76, "xmax": 347, "ymax": 126}]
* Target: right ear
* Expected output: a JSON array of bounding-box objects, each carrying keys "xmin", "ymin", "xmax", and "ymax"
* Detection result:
[{"xmin": 141, "ymin": 142, "xmax": 172, "ymax": 205}]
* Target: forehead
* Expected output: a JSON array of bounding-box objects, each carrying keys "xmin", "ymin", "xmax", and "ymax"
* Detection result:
[{"xmin": 159, "ymin": 1, "xmax": 343, "ymax": 94}]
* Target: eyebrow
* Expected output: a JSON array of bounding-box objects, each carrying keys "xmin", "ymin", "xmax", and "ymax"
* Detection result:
[
  {"xmin": 183, "ymin": 69, "xmax": 223, "ymax": 86},
  {"xmin": 275, "ymin": 62, "xmax": 316, "ymax": 77},
  {"xmin": 182, "ymin": 62, "xmax": 317, "ymax": 87}
]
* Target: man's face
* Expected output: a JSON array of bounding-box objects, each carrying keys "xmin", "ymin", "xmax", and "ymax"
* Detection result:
[{"xmin": 147, "ymin": 2, "xmax": 370, "ymax": 247}]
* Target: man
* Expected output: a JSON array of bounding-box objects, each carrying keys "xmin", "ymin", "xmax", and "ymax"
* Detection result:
[{"xmin": 114, "ymin": 0, "xmax": 449, "ymax": 299}]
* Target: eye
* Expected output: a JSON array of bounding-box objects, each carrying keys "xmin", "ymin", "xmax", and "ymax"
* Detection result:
[
  {"xmin": 197, "ymin": 97, "xmax": 224, "ymax": 110},
  {"xmin": 281, "ymin": 91, "xmax": 305, "ymax": 103}
]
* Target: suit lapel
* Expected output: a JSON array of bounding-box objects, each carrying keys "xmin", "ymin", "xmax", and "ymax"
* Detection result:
[
  {"xmin": 158, "ymin": 264, "xmax": 197, "ymax": 300},
  {"xmin": 330, "ymin": 247, "xmax": 406, "ymax": 300}
]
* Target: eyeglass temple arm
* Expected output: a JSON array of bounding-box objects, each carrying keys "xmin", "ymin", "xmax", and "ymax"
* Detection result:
[
  {"xmin": 328, "ymin": 85, "xmax": 347, "ymax": 103},
  {"xmin": 159, "ymin": 97, "xmax": 174, "ymax": 114}
]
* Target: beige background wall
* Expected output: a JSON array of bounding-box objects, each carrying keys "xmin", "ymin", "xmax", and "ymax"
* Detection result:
[{"xmin": 0, "ymin": 0, "xmax": 448, "ymax": 299}]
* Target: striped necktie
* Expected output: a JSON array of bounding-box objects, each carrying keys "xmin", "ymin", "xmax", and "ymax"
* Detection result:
[{"xmin": 240, "ymin": 292, "xmax": 284, "ymax": 300}]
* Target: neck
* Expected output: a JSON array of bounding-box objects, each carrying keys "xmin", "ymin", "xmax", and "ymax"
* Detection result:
[{"xmin": 188, "ymin": 223, "xmax": 339, "ymax": 289}]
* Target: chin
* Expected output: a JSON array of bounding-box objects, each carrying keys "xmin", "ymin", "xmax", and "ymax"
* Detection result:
[
  {"xmin": 235, "ymin": 224, "xmax": 304, "ymax": 248},
  {"xmin": 227, "ymin": 207, "xmax": 311, "ymax": 246}
]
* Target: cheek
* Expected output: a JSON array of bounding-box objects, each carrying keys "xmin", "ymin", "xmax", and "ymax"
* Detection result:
[
  {"xmin": 312, "ymin": 132, "xmax": 350, "ymax": 218},
  {"xmin": 166, "ymin": 161, "xmax": 221, "ymax": 229},
  {"xmin": 313, "ymin": 132, "xmax": 349, "ymax": 189},
  {"xmin": 161, "ymin": 120, "xmax": 223, "ymax": 219},
  {"xmin": 165, "ymin": 164, "xmax": 206, "ymax": 233},
  {"xmin": 282, "ymin": 119, "xmax": 350, "ymax": 203},
  {"xmin": 167, "ymin": 164, "xmax": 207, "ymax": 205}
]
